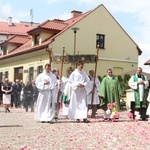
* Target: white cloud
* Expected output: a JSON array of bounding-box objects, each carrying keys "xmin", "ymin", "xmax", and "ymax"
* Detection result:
[
  {"xmin": 103, "ymin": 1, "xmax": 150, "ymax": 72},
  {"xmin": 16, "ymin": 11, "xmax": 30, "ymax": 20},
  {"xmin": 0, "ymin": 3, "xmax": 12, "ymax": 21},
  {"xmin": 0, "ymin": 2, "xmax": 32, "ymax": 23},
  {"xmin": 57, "ymin": 12, "xmax": 70, "ymax": 20}
]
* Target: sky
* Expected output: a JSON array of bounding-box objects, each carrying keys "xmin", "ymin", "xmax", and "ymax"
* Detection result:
[{"xmin": 0, "ymin": 0, "xmax": 150, "ymax": 73}]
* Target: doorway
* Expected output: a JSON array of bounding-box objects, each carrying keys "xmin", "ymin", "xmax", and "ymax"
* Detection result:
[{"xmin": 14, "ymin": 67, "xmax": 23, "ymax": 81}]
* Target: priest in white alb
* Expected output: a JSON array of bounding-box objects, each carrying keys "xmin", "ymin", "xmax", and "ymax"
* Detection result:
[
  {"xmin": 68, "ymin": 61, "xmax": 90, "ymax": 123},
  {"xmin": 87, "ymin": 70, "xmax": 100, "ymax": 118},
  {"xmin": 35, "ymin": 64, "xmax": 57, "ymax": 124}
]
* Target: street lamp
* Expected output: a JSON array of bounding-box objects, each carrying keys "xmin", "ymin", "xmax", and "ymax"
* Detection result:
[{"xmin": 71, "ymin": 27, "xmax": 79, "ymax": 55}]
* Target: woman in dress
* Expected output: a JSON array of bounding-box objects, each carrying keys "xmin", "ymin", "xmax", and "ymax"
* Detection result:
[{"xmin": 1, "ymin": 78, "xmax": 13, "ymax": 112}]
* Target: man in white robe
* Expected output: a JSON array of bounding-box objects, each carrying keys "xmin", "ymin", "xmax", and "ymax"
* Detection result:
[
  {"xmin": 87, "ymin": 70, "xmax": 100, "ymax": 118},
  {"xmin": 68, "ymin": 61, "xmax": 90, "ymax": 123},
  {"xmin": 52, "ymin": 68, "xmax": 63, "ymax": 120},
  {"xmin": 128, "ymin": 67, "xmax": 149, "ymax": 120},
  {"xmin": 61, "ymin": 67, "xmax": 74, "ymax": 117},
  {"xmin": 35, "ymin": 64, "xmax": 57, "ymax": 123}
]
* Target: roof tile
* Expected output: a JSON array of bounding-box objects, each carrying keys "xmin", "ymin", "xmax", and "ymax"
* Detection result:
[
  {"xmin": 40, "ymin": 20, "xmax": 68, "ymax": 31},
  {"xmin": 0, "ymin": 22, "xmax": 34, "ymax": 35},
  {"xmin": 8, "ymin": 35, "xmax": 31, "ymax": 44}
]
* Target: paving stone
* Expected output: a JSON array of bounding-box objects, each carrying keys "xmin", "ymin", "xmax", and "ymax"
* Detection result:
[{"xmin": 0, "ymin": 106, "xmax": 150, "ymax": 150}]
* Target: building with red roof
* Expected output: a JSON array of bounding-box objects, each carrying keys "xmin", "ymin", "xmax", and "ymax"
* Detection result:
[
  {"xmin": 0, "ymin": 4, "xmax": 142, "ymax": 82},
  {"xmin": 0, "ymin": 17, "xmax": 34, "ymax": 43}
]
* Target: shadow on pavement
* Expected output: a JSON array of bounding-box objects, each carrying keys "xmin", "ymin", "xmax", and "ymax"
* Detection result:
[{"xmin": 0, "ymin": 125, "xmax": 23, "ymax": 128}]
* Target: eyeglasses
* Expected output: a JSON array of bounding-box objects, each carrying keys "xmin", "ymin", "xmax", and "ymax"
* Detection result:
[{"xmin": 108, "ymin": 72, "xmax": 112, "ymax": 73}]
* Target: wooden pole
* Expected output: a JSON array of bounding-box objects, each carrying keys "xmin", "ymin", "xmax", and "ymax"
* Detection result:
[
  {"xmin": 46, "ymin": 46, "xmax": 52, "ymax": 65},
  {"xmin": 49, "ymin": 48, "xmax": 52, "ymax": 66},
  {"xmin": 56, "ymin": 46, "xmax": 65, "ymax": 120},
  {"xmin": 91, "ymin": 45, "xmax": 99, "ymax": 106},
  {"xmin": 60, "ymin": 46, "xmax": 65, "ymax": 80}
]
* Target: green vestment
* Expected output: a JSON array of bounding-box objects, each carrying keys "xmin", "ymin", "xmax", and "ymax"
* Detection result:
[
  {"xmin": 98, "ymin": 76, "xmax": 122, "ymax": 111},
  {"xmin": 133, "ymin": 74, "xmax": 147, "ymax": 108}
]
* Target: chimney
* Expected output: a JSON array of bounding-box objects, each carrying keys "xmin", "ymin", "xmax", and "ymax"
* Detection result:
[
  {"xmin": 7, "ymin": 17, "xmax": 13, "ymax": 26},
  {"xmin": 71, "ymin": 10, "xmax": 82, "ymax": 18}
]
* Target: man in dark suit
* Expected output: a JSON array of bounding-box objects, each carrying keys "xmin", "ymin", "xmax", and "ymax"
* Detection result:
[
  {"xmin": 24, "ymin": 81, "xmax": 34, "ymax": 112},
  {"xmin": 13, "ymin": 79, "xmax": 22, "ymax": 108},
  {"xmin": 32, "ymin": 80, "xmax": 39, "ymax": 105}
]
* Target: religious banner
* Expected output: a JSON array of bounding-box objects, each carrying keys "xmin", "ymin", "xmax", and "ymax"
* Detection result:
[
  {"xmin": 52, "ymin": 55, "xmax": 62, "ymax": 64},
  {"xmin": 53, "ymin": 54, "xmax": 96, "ymax": 64},
  {"xmin": 52, "ymin": 54, "xmax": 68, "ymax": 64}
]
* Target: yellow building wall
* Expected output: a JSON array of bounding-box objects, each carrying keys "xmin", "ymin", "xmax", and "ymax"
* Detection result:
[
  {"xmin": 40, "ymin": 31, "xmax": 52, "ymax": 43},
  {"xmin": 0, "ymin": 49, "xmax": 50, "ymax": 82},
  {"xmin": 7, "ymin": 44, "xmax": 17, "ymax": 53},
  {"xmin": 49, "ymin": 5, "xmax": 138, "ymax": 77}
]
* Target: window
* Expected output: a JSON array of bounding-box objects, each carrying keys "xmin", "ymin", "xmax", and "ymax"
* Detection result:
[
  {"xmin": 0, "ymin": 72, "xmax": 3, "ymax": 82},
  {"xmin": 96, "ymin": 34, "xmax": 105, "ymax": 49},
  {"xmin": 5, "ymin": 71, "xmax": 8, "ymax": 79},
  {"xmin": 29, "ymin": 67, "xmax": 34, "ymax": 82},
  {"xmin": 3, "ymin": 46, "xmax": 7, "ymax": 55},
  {"xmin": 14, "ymin": 67, "xmax": 23, "ymax": 81},
  {"xmin": 37, "ymin": 66, "xmax": 43, "ymax": 75},
  {"xmin": 34, "ymin": 34, "xmax": 40, "ymax": 45}
]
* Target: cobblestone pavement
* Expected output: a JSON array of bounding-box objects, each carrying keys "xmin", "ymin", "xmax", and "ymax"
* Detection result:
[{"xmin": 0, "ymin": 105, "xmax": 150, "ymax": 150}]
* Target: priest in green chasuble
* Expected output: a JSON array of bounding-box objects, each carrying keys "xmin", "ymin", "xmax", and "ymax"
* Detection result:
[
  {"xmin": 128, "ymin": 67, "xmax": 149, "ymax": 121},
  {"xmin": 98, "ymin": 68, "xmax": 122, "ymax": 120}
]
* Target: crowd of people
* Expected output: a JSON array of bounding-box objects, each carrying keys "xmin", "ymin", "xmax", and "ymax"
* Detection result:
[
  {"xmin": 34, "ymin": 63, "xmax": 150, "ymax": 124},
  {"xmin": 0, "ymin": 62, "xmax": 150, "ymax": 124},
  {"xmin": 0, "ymin": 79, "xmax": 39, "ymax": 113}
]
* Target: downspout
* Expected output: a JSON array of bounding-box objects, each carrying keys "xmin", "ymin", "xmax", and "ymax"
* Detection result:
[{"xmin": 45, "ymin": 46, "xmax": 52, "ymax": 65}]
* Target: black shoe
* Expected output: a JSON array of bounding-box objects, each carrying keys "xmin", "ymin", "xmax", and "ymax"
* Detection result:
[
  {"xmin": 47, "ymin": 121, "xmax": 53, "ymax": 124},
  {"xmin": 76, "ymin": 119, "xmax": 80, "ymax": 123},
  {"xmin": 54, "ymin": 117, "xmax": 58, "ymax": 122},
  {"xmin": 142, "ymin": 118, "xmax": 148, "ymax": 121},
  {"xmin": 104, "ymin": 118, "xmax": 109, "ymax": 121},
  {"xmin": 54, "ymin": 116, "xmax": 58, "ymax": 119},
  {"xmin": 83, "ymin": 119, "xmax": 90, "ymax": 123},
  {"xmin": 41, "ymin": 121, "xmax": 46, "ymax": 123},
  {"xmin": 7, "ymin": 109, "xmax": 10, "ymax": 112},
  {"xmin": 104, "ymin": 118, "xmax": 111, "ymax": 121}
]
